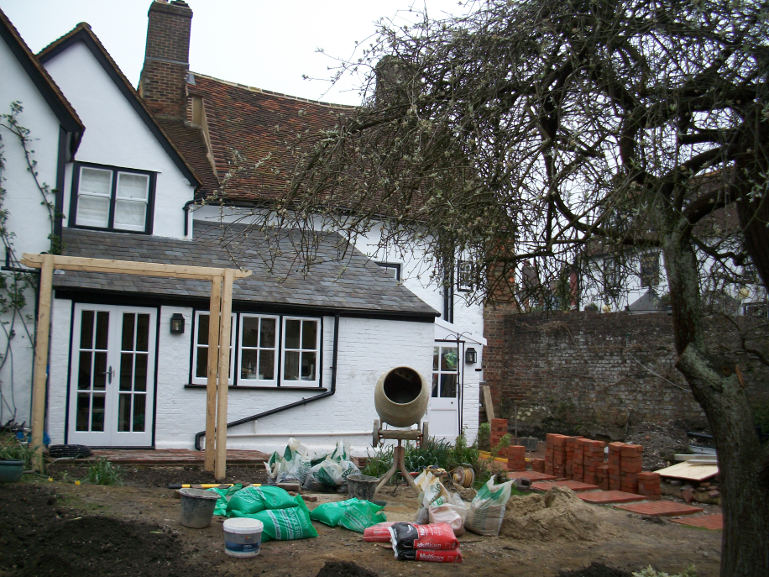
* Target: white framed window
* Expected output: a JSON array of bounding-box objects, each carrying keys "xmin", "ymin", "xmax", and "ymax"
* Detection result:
[
  {"xmin": 282, "ymin": 317, "xmax": 320, "ymax": 386},
  {"xmin": 191, "ymin": 311, "xmax": 236, "ymax": 386},
  {"xmin": 72, "ymin": 163, "xmax": 154, "ymax": 233},
  {"xmin": 238, "ymin": 314, "xmax": 279, "ymax": 385},
  {"xmin": 432, "ymin": 345, "xmax": 459, "ymax": 398},
  {"xmin": 457, "ymin": 260, "xmax": 473, "ymax": 292}
]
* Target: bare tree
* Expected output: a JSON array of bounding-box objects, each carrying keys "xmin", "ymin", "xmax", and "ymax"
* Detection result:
[{"xmin": 240, "ymin": 1, "xmax": 769, "ymax": 574}]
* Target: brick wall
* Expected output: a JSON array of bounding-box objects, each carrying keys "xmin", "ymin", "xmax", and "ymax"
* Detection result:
[
  {"xmin": 140, "ymin": 0, "xmax": 192, "ymax": 118},
  {"xmin": 482, "ymin": 308, "xmax": 769, "ymax": 439}
]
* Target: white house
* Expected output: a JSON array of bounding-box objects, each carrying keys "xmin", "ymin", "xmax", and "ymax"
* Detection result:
[{"xmin": 1, "ymin": 1, "xmax": 484, "ymax": 454}]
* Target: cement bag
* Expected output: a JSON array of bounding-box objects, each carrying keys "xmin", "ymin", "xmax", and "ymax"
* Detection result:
[
  {"xmin": 226, "ymin": 485, "xmax": 299, "ymax": 516},
  {"xmin": 231, "ymin": 496, "xmax": 317, "ymax": 542},
  {"xmin": 265, "ymin": 438, "xmax": 312, "ymax": 484},
  {"xmin": 388, "ymin": 522, "xmax": 459, "ymax": 550},
  {"xmin": 464, "ymin": 478, "xmax": 514, "ymax": 536},
  {"xmin": 428, "ymin": 493, "xmax": 468, "ymax": 536},
  {"xmin": 414, "ymin": 470, "xmax": 452, "ymax": 525},
  {"xmin": 303, "ymin": 456, "xmax": 360, "ymax": 490},
  {"xmin": 310, "ymin": 498, "xmax": 385, "ymax": 532},
  {"xmin": 206, "ymin": 483, "xmax": 242, "ymax": 517}
]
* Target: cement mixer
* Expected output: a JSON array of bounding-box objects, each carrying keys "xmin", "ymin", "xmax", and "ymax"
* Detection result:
[{"xmin": 371, "ymin": 366, "xmax": 430, "ymax": 495}]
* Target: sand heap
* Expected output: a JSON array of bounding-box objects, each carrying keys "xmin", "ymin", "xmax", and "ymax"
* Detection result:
[{"xmin": 501, "ymin": 486, "xmax": 607, "ymax": 542}]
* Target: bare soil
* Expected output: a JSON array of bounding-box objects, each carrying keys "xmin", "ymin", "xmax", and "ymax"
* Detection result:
[{"xmin": 0, "ymin": 465, "xmax": 722, "ymax": 577}]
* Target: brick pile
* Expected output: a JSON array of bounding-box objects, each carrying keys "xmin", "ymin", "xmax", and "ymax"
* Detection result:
[
  {"xmin": 638, "ymin": 471, "xmax": 661, "ymax": 499},
  {"xmin": 545, "ymin": 433, "xmax": 569, "ymax": 477},
  {"xmin": 506, "ymin": 445, "xmax": 526, "ymax": 472},
  {"xmin": 596, "ymin": 464, "xmax": 610, "ymax": 490},
  {"xmin": 531, "ymin": 458, "xmax": 545, "ymax": 473},
  {"xmin": 607, "ymin": 442, "xmax": 623, "ymax": 490},
  {"xmin": 490, "ymin": 418, "xmax": 508, "ymax": 448},
  {"xmin": 582, "ymin": 440, "xmax": 606, "ymax": 485},
  {"xmin": 620, "ymin": 444, "xmax": 644, "ymax": 493}
]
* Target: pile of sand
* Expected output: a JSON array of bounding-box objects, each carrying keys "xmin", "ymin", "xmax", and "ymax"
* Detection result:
[{"xmin": 501, "ymin": 486, "xmax": 607, "ymax": 542}]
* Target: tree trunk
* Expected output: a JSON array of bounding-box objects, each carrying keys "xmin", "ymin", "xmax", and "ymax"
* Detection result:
[{"xmin": 677, "ymin": 346, "xmax": 769, "ymax": 577}]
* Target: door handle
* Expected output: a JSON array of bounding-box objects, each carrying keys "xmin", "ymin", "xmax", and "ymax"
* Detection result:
[{"xmin": 108, "ymin": 366, "xmax": 114, "ymax": 384}]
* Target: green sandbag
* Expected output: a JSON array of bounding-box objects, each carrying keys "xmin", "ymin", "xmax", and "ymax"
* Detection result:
[
  {"xmin": 310, "ymin": 498, "xmax": 386, "ymax": 533},
  {"xmin": 206, "ymin": 483, "xmax": 242, "ymax": 517},
  {"xmin": 226, "ymin": 485, "xmax": 299, "ymax": 515},
  {"xmin": 231, "ymin": 496, "xmax": 317, "ymax": 541}
]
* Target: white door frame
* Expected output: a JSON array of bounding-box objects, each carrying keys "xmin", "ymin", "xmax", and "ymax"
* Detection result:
[
  {"xmin": 428, "ymin": 340, "xmax": 463, "ymax": 440},
  {"xmin": 67, "ymin": 303, "xmax": 157, "ymax": 447}
]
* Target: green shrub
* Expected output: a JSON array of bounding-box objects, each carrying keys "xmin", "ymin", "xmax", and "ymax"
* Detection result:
[
  {"xmin": 86, "ymin": 458, "xmax": 123, "ymax": 486},
  {"xmin": 477, "ymin": 422, "xmax": 491, "ymax": 451},
  {"xmin": 0, "ymin": 434, "xmax": 37, "ymax": 469}
]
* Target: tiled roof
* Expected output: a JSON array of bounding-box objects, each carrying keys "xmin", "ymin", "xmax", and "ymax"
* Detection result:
[
  {"xmin": 183, "ymin": 73, "xmax": 352, "ymax": 200},
  {"xmin": 54, "ymin": 221, "xmax": 438, "ymax": 318},
  {"xmin": 156, "ymin": 118, "xmax": 219, "ymax": 198}
]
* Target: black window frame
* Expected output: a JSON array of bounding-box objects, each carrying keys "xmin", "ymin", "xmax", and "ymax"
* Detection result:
[
  {"xmin": 376, "ymin": 262, "xmax": 401, "ymax": 281},
  {"xmin": 457, "ymin": 259, "xmax": 473, "ymax": 292},
  {"xmin": 70, "ymin": 161, "xmax": 156, "ymax": 234}
]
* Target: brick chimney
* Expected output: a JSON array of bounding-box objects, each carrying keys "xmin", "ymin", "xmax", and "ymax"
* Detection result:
[{"xmin": 139, "ymin": 0, "xmax": 192, "ymax": 118}]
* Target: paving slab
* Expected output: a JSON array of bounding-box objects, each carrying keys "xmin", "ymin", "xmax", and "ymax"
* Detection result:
[
  {"xmin": 507, "ymin": 470, "xmax": 558, "ymax": 481},
  {"xmin": 578, "ymin": 490, "xmax": 646, "ymax": 504},
  {"xmin": 671, "ymin": 514, "xmax": 723, "ymax": 530},
  {"xmin": 614, "ymin": 500, "xmax": 704, "ymax": 516},
  {"xmin": 532, "ymin": 480, "xmax": 600, "ymax": 492}
]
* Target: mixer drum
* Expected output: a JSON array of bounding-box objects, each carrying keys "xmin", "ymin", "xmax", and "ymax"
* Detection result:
[{"xmin": 374, "ymin": 367, "xmax": 429, "ymax": 428}]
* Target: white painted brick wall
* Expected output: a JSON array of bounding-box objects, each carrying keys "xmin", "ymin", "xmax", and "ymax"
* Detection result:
[{"xmin": 48, "ymin": 298, "xmax": 73, "ymax": 444}]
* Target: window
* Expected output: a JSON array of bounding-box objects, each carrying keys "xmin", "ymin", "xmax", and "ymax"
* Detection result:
[
  {"xmin": 376, "ymin": 262, "xmax": 401, "ymax": 280},
  {"xmin": 603, "ymin": 258, "xmax": 621, "ymax": 297},
  {"xmin": 191, "ymin": 312, "xmax": 322, "ymax": 387},
  {"xmin": 432, "ymin": 345, "xmax": 459, "ymax": 398},
  {"xmin": 282, "ymin": 317, "xmax": 320, "ymax": 386},
  {"xmin": 457, "ymin": 260, "xmax": 473, "ymax": 292},
  {"xmin": 238, "ymin": 314, "xmax": 278, "ymax": 385},
  {"xmin": 640, "ymin": 252, "xmax": 661, "ymax": 287},
  {"xmin": 72, "ymin": 163, "xmax": 154, "ymax": 233},
  {"xmin": 191, "ymin": 311, "xmax": 236, "ymax": 386}
]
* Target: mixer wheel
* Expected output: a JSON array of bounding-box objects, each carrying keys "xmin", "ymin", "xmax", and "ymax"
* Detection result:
[{"xmin": 372, "ymin": 419, "xmax": 381, "ymax": 446}]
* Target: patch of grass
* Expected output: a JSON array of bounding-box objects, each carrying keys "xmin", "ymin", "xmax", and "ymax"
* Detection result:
[
  {"xmin": 0, "ymin": 434, "xmax": 37, "ymax": 469},
  {"xmin": 86, "ymin": 458, "xmax": 124, "ymax": 486}
]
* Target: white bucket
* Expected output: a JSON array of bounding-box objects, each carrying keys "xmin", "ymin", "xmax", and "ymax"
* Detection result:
[{"xmin": 223, "ymin": 518, "xmax": 264, "ymax": 558}]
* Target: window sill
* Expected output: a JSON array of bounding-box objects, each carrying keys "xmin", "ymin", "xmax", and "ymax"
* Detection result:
[{"xmin": 184, "ymin": 384, "xmax": 327, "ymax": 392}]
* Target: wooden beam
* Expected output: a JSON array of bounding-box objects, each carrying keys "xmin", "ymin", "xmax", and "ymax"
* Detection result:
[
  {"xmin": 215, "ymin": 269, "xmax": 234, "ymax": 481},
  {"xmin": 204, "ymin": 276, "xmax": 222, "ymax": 472},
  {"xmin": 31, "ymin": 255, "xmax": 54, "ymax": 472},
  {"xmin": 481, "ymin": 385, "xmax": 495, "ymax": 421},
  {"xmin": 21, "ymin": 253, "xmax": 251, "ymax": 280}
]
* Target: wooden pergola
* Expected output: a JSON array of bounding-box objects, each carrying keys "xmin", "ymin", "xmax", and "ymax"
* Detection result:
[{"xmin": 21, "ymin": 253, "xmax": 251, "ymax": 480}]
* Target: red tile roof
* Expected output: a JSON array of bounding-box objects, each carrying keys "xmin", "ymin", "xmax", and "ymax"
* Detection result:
[{"xmin": 184, "ymin": 73, "xmax": 352, "ymax": 201}]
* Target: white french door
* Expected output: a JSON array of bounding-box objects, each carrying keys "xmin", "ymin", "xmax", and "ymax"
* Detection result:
[
  {"xmin": 428, "ymin": 343, "xmax": 461, "ymax": 440},
  {"xmin": 68, "ymin": 304, "xmax": 157, "ymax": 447}
]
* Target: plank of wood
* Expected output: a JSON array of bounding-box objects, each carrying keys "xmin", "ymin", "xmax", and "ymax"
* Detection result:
[
  {"xmin": 21, "ymin": 253, "xmax": 251, "ymax": 280},
  {"xmin": 215, "ymin": 270, "xmax": 234, "ymax": 481},
  {"xmin": 481, "ymin": 385, "xmax": 495, "ymax": 421},
  {"xmin": 204, "ymin": 276, "xmax": 222, "ymax": 473},
  {"xmin": 655, "ymin": 460, "xmax": 719, "ymax": 481},
  {"xmin": 31, "ymin": 255, "xmax": 54, "ymax": 472}
]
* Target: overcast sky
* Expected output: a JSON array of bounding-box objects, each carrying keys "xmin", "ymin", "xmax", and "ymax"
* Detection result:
[{"xmin": 1, "ymin": 0, "xmax": 473, "ymax": 105}]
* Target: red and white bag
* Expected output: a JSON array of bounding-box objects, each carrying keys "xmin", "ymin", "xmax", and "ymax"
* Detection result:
[
  {"xmin": 388, "ymin": 522, "xmax": 459, "ymax": 550},
  {"xmin": 394, "ymin": 548, "xmax": 463, "ymax": 563},
  {"xmin": 363, "ymin": 522, "xmax": 396, "ymax": 542}
]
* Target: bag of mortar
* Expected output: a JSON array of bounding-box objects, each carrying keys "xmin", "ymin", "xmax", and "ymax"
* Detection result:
[
  {"xmin": 226, "ymin": 485, "xmax": 299, "ymax": 516},
  {"xmin": 413, "ymin": 470, "xmax": 452, "ymax": 525},
  {"xmin": 231, "ymin": 496, "xmax": 317, "ymax": 541},
  {"xmin": 302, "ymin": 443, "xmax": 360, "ymax": 491},
  {"xmin": 265, "ymin": 438, "xmax": 312, "ymax": 485},
  {"xmin": 310, "ymin": 497, "xmax": 386, "ymax": 532},
  {"xmin": 464, "ymin": 478, "xmax": 514, "ymax": 536},
  {"xmin": 428, "ymin": 493, "xmax": 468, "ymax": 536},
  {"xmin": 206, "ymin": 483, "xmax": 243, "ymax": 516}
]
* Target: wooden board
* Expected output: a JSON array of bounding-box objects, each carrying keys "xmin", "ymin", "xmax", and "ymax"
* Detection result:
[
  {"xmin": 481, "ymin": 385, "xmax": 495, "ymax": 421},
  {"xmin": 655, "ymin": 460, "xmax": 719, "ymax": 481}
]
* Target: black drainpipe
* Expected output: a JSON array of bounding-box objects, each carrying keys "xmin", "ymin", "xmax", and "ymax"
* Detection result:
[{"xmin": 194, "ymin": 313, "xmax": 340, "ymax": 450}]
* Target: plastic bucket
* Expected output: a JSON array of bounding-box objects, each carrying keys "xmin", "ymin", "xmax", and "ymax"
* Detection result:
[
  {"xmin": 179, "ymin": 488, "xmax": 219, "ymax": 528},
  {"xmin": 223, "ymin": 517, "xmax": 264, "ymax": 557},
  {"xmin": 347, "ymin": 474, "xmax": 379, "ymax": 501},
  {"xmin": 0, "ymin": 460, "xmax": 23, "ymax": 483}
]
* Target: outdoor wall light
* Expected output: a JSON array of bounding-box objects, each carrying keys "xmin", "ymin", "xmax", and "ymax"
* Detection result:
[
  {"xmin": 465, "ymin": 348, "xmax": 477, "ymax": 364},
  {"xmin": 170, "ymin": 313, "xmax": 185, "ymax": 334}
]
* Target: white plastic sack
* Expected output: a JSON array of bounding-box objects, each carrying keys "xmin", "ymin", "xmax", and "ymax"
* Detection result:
[
  {"xmin": 464, "ymin": 478, "xmax": 514, "ymax": 536},
  {"xmin": 428, "ymin": 493, "xmax": 468, "ymax": 536}
]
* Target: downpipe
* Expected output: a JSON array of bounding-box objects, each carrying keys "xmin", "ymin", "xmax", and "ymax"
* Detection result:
[{"xmin": 194, "ymin": 313, "xmax": 340, "ymax": 450}]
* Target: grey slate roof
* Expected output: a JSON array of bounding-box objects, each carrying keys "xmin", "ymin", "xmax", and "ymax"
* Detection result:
[{"xmin": 54, "ymin": 221, "xmax": 439, "ymax": 319}]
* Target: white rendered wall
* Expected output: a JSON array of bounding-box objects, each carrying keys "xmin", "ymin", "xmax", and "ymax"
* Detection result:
[
  {"xmin": 47, "ymin": 297, "xmax": 73, "ymax": 444},
  {"xmin": 42, "ymin": 41, "xmax": 195, "ymax": 239},
  {"xmin": 0, "ymin": 37, "xmax": 65, "ymax": 427}
]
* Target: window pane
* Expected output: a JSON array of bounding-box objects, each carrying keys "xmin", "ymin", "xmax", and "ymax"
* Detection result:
[
  {"xmin": 80, "ymin": 167, "xmax": 112, "ymax": 195},
  {"xmin": 120, "ymin": 352, "xmax": 133, "ymax": 391},
  {"xmin": 242, "ymin": 317, "xmax": 259, "ymax": 347},
  {"xmin": 195, "ymin": 346, "xmax": 208, "ymax": 379},
  {"xmin": 122, "ymin": 313, "xmax": 135, "ymax": 351},
  {"xmin": 76, "ymin": 195, "xmax": 110, "ymax": 227},
  {"xmin": 136, "ymin": 314, "xmax": 149, "ymax": 351},
  {"xmin": 261, "ymin": 318, "xmax": 275, "ymax": 348},
  {"xmin": 432, "ymin": 374, "xmax": 439, "ymax": 397},
  {"xmin": 91, "ymin": 394, "xmax": 105, "ymax": 431},
  {"xmin": 285, "ymin": 320, "xmax": 300, "ymax": 349},
  {"xmin": 80, "ymin": 311, "xmax": 94, "ymax": 349},
  {"xmin": 135, "ymin": 354, "xmax": 147, "ymax": 392},
  {"xmin": 440, "ymin": 374, "xmax": 457, "ymax": 398},
  {"xmin": 118, "ymin": 393, "xmax": 131, "ymax": 432},
  {"xmin": 95, "ymin": 312, "xmax": 109, "ymax": 350},
  {"xmin": 284, "ymin": 351, "xmax": 299, "ymax": 380},
  {"xmin": 259, "ymin": 350, "xmax": 274, "ymax": 380},
  {"xmin": 301, "ymin": 352, "xmax": 316, "ymax": 380},
  {"xmin": 133, "ymin": 394, "xmax": 146, "ymax": 432},
  {"xmin": 302, "ymin": 320, "xmax": 317, "ymax": 349},
  {"xmin": 76, "ymin": 394, "xmax": 91, "ymax": 431},
  {"xmin": 441, "ymin": 348, "xmax": 458, "ymax": 371},
  {"xmin": 433, "ymin": 347, "xmax": 439, "ymax": 371},
  {"xmin": 78, "ymin": 352, "xmax": 92, "ymax": 390},
  {"xmin": 94, "ymin": 352, "xmax": 108, "ymax": 390},
  {"xmin": 117, "ymin": 173, "xmax": 149, "ymax": 200},
  {"xmin": 197, "ymin": 315, "xmax": 209, "ymax": 345},
  {"xmin": 114, "ymin": 199, "xmax": 147, "ymax": 228},
  {"xmin": 241, "ymin": 349, "xmax": 257, "ymax": 379}
]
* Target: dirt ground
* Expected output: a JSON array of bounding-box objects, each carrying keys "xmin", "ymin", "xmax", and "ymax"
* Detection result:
[{"xmin": 0, "ymin": 464, "xmax": 722, "ymax": 577}]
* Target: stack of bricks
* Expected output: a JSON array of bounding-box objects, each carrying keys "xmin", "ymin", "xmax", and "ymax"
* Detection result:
[
  {"xmin": 572, "ymin": 438, "xmax": 587, "ymax": 482},
  {"xmin": 637, "ymin": 471, "xmax": 661, "ymax": 499},
  {"xmin": 607, "ymin": 442, "xmax": 623, "ymax": 490},
  {"xmin": 531, "ymin": 458, "xmax": 545, "ymax": 473},
  {"xmin": 582, "ymin": 440, "xmax": 606, "ymax": 485},
  {"xmin": 506, "ymin": 445, "xmax": 526, "ymax": 472},
  {"xmin": 490, "ymin": 418, "xmax": 508, "ymax": 448},
  {"xmin": 596, "ymin": 464, "xmax": 610, "ymax": 490},
  {"xmin": 545, "ymin": 433, "xmax": 569, "ymax": 477},
  {"xmin": 564, "ymin": 437, "xmax": 577, "ymax": 477},
  {"xmin": 620, "ymin": 444, "xmax": 644, "ymax": 493}
]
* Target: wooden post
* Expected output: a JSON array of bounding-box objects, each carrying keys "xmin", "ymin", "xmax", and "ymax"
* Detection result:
[
  {"xmin": 215, "ymin": 269, "xmax": 234, "ymax": 481},
  {"xmin": 482, "ymin": 384, "xmax": 495, "ymax": 421},
  {"xmin": 204, "ymin": 275, "xmax": 222, "ymax": 472},
  {"xmin": 31, "ymin": 255, "xmax": 54, "ymax": 472}
]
